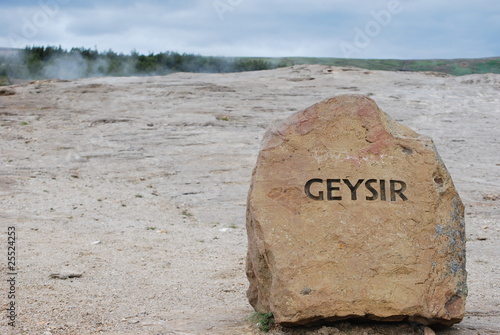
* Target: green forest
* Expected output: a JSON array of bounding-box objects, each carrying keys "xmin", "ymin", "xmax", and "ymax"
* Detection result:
[
  {"xmin": 1, "ymin": 46, "xmax": 499, "ymax": 85},
  {"xmin": 0, "ymin": 46, "xmax": 276, "ymax": 82}
]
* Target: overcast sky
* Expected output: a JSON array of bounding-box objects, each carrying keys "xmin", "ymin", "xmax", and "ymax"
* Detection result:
[{"xmin": 1, "ymin": 0, "xmax": 499, "ymax": 59}]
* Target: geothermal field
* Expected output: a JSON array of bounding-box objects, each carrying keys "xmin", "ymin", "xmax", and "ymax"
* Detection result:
[{"xmin": 0, "ymin": 65, "xmax": 499, "ymax": 334}]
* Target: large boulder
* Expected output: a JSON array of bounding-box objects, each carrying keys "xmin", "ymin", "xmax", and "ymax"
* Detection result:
[{"xmin": 245, "ymin": 94, "xmax": 467, "ymax": 327}]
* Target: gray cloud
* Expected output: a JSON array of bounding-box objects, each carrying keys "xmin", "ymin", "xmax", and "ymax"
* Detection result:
[{"xmin": 0, "ymin": 0, "xmax": 498, "ymax": 58}]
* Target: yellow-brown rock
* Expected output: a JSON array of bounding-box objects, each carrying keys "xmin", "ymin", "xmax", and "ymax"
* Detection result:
[{"xmin": 245, "ymin": 94, "xmax": 467, "ymax": 327}]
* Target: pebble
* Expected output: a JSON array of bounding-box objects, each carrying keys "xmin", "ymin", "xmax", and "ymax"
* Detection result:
[
  {"xmin": 49, "ymin": 271, "xmax": 83, "ymax": 279},
  {"xmin": 424, "ymin": 326, "xmax": 436, "ymax": 335}
]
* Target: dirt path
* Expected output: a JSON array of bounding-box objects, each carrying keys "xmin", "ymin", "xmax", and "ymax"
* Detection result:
[{"xmin": 0, "ymin": 65, "xmax": 499, "ymax": 334}]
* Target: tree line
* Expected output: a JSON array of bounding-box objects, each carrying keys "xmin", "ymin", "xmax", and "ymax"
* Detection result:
[{"xmin": 0, "ymin": 46, "xmax": 282, "ymax": 80}]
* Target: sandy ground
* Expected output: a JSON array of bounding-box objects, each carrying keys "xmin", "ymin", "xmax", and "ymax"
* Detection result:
[{"xmin": 0, "ymin": 65, "xmax": 499, "ymax": 335}]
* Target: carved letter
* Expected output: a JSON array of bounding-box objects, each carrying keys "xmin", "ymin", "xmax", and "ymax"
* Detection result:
[
  {"xmin": 343, "ymin": 179, "xmax": 364, "ymax": 200},
  {"xmin": 380, "ymin": 179, "xmax": 387, "ymax": 201},
  {"xmin": 305, "ymin": 179, "xmax": 324, "ymax": 200},
  {"xmin": 390, "ymin": 180, "xmax": 408, "ymax": 201},
  {"xmin": 327, "ymin": 179, "xmax": 342, "ymax": 200},
  {"xmin": 365, "ymin": 179, "xmax": 378, "ymax": 200}
]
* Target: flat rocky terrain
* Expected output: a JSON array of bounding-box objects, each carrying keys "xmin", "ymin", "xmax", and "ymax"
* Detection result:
[{"xmin": 0, "ymin": 65, "xmax": 499, "ymax": 334}]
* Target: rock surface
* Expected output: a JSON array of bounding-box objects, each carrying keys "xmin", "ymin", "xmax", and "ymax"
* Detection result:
[
  {"xmin": 246, "ymin": 94, "xmax": 467, "ymax": 327},
  {"xmin": 1, "ymin": 65, "xmax": 498, "ymax": 334}
]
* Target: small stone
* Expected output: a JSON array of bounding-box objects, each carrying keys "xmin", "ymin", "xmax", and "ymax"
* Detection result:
[
  {"xmin": 90, "ymin": 240, "xmax": 102, "ymax": 245},
  {"xmin": 49, "ymin": 271, "xmax": 83, "ymax": 279},
  {"xmin": 424, "ymin": 327, "xmax": 436, "ymax": 335}
]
